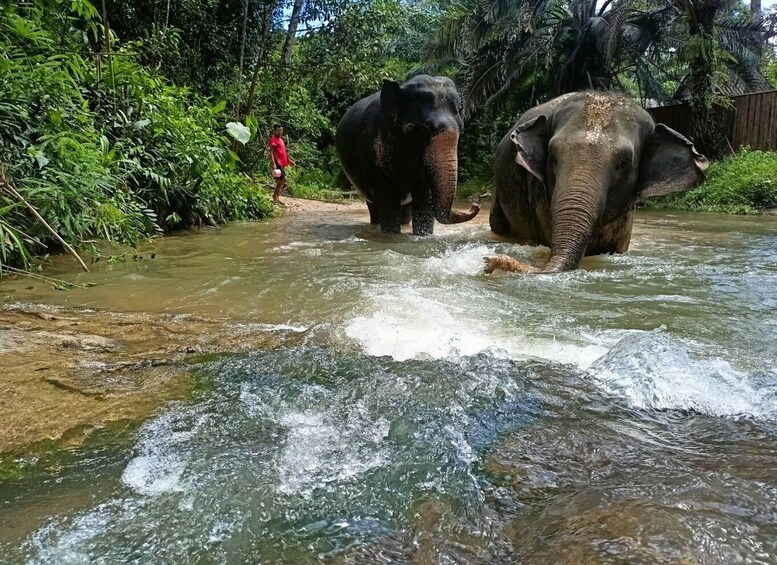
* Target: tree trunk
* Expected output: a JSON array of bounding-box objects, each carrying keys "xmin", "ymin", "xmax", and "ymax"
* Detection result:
[
  {"xmin": 235, "ymin": 0, "xmax": 250, "ymax": 116},
  {"xmin": 259, "ymin": 0, "xmax": 273, "ymax": 58},
  {"xmin": 238, "ymin": 0, "xmax": 249, "ymax": 75},
  {"xmin": 244, "ymin": 0, "xmax": 274, "ymax": 120},
  {"xmin": 100, "ymin": 0, "xmax": 115, "ymax": 89},
  {"xmin": 751, "ymin": 0, "xmax": 762, "ymax": 18},
  {"xmin": 687, "ymin": 0, "xmax": 728, "ymax": 159},
  {"xmin": 688, "ymin": 59, "xmax": 727, "ymax": 159},
  {"xmin": 485, "ymin": 106, "xmax": 494, "ymax": 151},
  {"xmin": 281, "ymin": 0, "xmax": 304, "ymax": 66}
]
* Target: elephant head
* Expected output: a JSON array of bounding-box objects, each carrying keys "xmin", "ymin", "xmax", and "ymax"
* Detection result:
[
  {"xmin": 510, "ymin": 93, "xmax": 708, "ymax": 271},
  {"xmin": 380, "ymin": 77, "xmax": 479, "ymax": 226}
]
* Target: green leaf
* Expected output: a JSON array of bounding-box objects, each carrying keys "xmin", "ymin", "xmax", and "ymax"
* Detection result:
[
  {"xmin": 166, "ymin": 212, "xmax": 182, "ymax": 224},
  {"xmin": 210, "ymin": 100, "xmax": 227, "ymax": 114},
  {"xmin": 34, "ymin": 151, "xmax": 49, "ymax": 169},
  {"xmin": 246, "ymin": 114, "xmax": 258, "ymax": 135},
  {"xmin": 225, "ymin": 150, "xmax": 241, "ymax": 170},
  {"xmin": 226, "ymin": 121, "xmax": 251, "ymax": 145},
  {"xmin": 132, "ymin": 119, "xmax": 151, "ymax": 130}
]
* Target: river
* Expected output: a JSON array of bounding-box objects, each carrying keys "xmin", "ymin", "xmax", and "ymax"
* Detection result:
[{"xmin": 1, "ymin": 200, "xmax": 776, "ymax": 563}]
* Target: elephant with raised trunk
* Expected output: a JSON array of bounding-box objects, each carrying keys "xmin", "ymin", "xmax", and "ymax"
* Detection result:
[
  {"xmin": 336, "ymin": 75, "xmax": 479, "ymax": 235},
  {"xmin": 484, "ymin": 92, "xmax": 709, "ymax": 273}
]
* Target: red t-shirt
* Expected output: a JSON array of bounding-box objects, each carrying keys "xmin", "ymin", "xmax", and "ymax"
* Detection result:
[{"xmin": 268, "ymin": 135, "xmax": 289, "ymax": 167}]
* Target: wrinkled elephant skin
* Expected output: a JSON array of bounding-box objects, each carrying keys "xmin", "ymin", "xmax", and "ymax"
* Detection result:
[
  {"xmin": 486, "ymin": 91, "xmax": 708, "ymax": 273},
  {"xmin": 336, "ymin": 75, "xmax": 479, "ymax": 236}
]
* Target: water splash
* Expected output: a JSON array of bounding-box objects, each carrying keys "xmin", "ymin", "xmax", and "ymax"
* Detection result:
[
  {"xmin": 590, "ymin": 328, "xmax": 777, "ymax": 419},
  {"xmin": 344, "ymin": 285, "xmax": 609, "ymax": 366},
  {"xmin": 22, "ymin": 348, "xmax": 540, "ymax": 563}
]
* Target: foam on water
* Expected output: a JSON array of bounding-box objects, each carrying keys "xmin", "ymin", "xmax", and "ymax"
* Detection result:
[
  {"xmin": 271, "ymin": 241, "xmax": 320, "ymax": 252},
  {"xmin": 22, "ymin": 349, "xmax": 539, "ymax": 562},
  {"xmin": 236, "ymin": 322, "xmax": 309, "ymax": 333},
  {"xmin": 121, "ymin": 455, "xmax": 186, "ymax": 497},
  {"xmin": 120, "ymin": 408, "xmax": 209, "ymax": 496},
  {"xmin": 274, "ymin": 409, "xmax": 389, "ymax": 498},
  {"xmin": 344, "ymin": 285, "xmax": 609, "ymax": 367},
  {"xmin": 421, "ymin": 243, "xmax": 502, "ymax": 276},
  {"xmin": 342, "ymin": 238, "xmax": 774, "ymax": 423},
  {"xmin": 590, "ymin": 328, "xmax": 777, "ymax": 419}
]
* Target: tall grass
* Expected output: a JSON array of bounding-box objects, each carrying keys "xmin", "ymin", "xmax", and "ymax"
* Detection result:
[
  {"xmin": 647, "ymin": 148, "xmax": 777, "ymax": 214},
  {"xmin": 0, "ymin": 1, "xmax": 272, "ymax": 271}
]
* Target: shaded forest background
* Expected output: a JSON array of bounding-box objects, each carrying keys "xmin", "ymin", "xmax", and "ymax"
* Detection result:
[{"xmin": 1, "ymin": 0, "xmax": 777, "ymax": 270}]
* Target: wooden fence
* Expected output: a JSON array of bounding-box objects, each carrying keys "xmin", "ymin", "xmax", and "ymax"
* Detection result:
[{"xmin": 647, "ymin": 89, "xmax": 777, "ymax": 152}]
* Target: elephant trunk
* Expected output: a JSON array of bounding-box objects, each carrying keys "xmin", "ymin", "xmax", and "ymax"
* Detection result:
[
  {"xmin": 424, "ymin": 129, "xmax": 480, "ymax": 224},
  {"xmin": 544, "ymin": 173, "xmax": 606, "ymax": 272}
]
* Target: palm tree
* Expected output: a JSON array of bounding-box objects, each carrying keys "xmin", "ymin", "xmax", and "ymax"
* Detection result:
[
  {"xmin": 428, "ymin": 0, "xmax": 671, "ymax": 115},
  {"xmin": 428, "ymin": 0, "xmax": 766, "ymax": 157},
  {"xmin": 665, "ymin": 0, "xmax": 766, "ymax": 157}
]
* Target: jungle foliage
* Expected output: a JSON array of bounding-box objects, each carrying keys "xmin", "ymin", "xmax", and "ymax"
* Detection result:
[
  {"xmin": 0, "ymin": 0, "xmax": 273, "ymax": 269},
  {"xmin": 1, "ymin": 0, "xmax": 776, "ymax": 270},
  {"xmin": 647, "ymin": 148, "xmax": 777, "ymax": 214},
  {"xmin": 428, "ymin": 0, "xmax": 771, "ymax": 158}
]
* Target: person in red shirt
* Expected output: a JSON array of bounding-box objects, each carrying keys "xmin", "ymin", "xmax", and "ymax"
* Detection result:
[{"xmin": 268, "ymin": 124, "xmax": 295, "ymax": 203}]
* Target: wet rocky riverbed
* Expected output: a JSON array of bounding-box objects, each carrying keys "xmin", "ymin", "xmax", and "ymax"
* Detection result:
[{"xmin": 1, "ymin": 199, "xmax": 775, "ymax": 563}]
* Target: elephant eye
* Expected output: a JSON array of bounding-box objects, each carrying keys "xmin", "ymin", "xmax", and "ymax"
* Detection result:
[{"xmin": 616, "ymin": 159, "xmax": 630, "ymax": 172}]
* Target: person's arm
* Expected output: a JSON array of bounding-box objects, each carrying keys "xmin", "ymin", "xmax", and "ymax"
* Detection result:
[{"xmin": 268, "ymin": 142, "xmax": 277, "ymax": 169}]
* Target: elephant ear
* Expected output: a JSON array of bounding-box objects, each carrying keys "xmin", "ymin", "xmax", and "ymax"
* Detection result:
[
  {"xmin": 510, "ymin": 115, "xmax": 548, "ymax": 182},
  {"xmin": 637, "ymin": 124, "xmax": 709, "ymax": 199},
  {"xmin": 380, "ymin": 79, "xmax": 402, "ymax": 124}
]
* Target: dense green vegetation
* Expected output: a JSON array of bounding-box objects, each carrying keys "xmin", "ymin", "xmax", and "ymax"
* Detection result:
[
  {"xmin": 1, "ymin": 0, "xmax": 776, "ymax": 271},
  {"xmin": 647, "ymin": 148, "xmax": 777, "ymax": 214},
  {"xmin": 0, "ymin": 0, "xmax": 274, "ymax": 269}
]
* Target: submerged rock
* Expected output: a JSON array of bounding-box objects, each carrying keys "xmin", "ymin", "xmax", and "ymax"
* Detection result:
[{"xmin": 0, "ymin": 304, "xmax": 307, "ymax": 453}]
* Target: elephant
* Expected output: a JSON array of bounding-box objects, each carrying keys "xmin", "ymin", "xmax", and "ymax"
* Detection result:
[
  {"xmin": 484, "ymin": 91, "xmax": 709, "ymax": 273},
  {"xmin": 335, "ymin": 75, "xmax": 479, "ymax": 235}
]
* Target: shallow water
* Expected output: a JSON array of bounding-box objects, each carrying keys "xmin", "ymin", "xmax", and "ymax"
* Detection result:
[{"xmin": 1, "ymin": 203, "xmax": 776, "ymax": 563}]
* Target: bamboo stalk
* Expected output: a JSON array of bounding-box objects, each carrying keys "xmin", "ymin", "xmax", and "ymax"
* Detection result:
[
  {"xmin": 0, "ymin": 265, "xmax": 84, "ymax": 288},
  {"xmin": 0, "ymin": 171, "xmax": 90, "ymax": 273}
]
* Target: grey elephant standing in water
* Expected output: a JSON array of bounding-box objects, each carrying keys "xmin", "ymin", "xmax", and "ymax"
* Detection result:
[
  {"xmin": 336, "ymin": 75, "xmax": 479, "ymax": 235},
  {"xmin": 484, "ymin": 91, "xmax": 709, "ymax": 273}
]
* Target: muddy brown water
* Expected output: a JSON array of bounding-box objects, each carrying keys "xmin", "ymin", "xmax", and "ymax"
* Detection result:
[{"xmin": 1, "ymin": 200, "xmax": 776, "ymax": 563}]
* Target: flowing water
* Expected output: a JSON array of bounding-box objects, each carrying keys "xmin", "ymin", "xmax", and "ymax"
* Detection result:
[{"xmin": 1, "ymin": 202, "xmax": 776, "ymax": 563}]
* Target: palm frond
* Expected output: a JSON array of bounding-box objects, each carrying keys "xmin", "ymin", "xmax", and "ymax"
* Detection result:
[{"xmin": 440, "ymin": 0, "xmax": 773, "ymax": 117}]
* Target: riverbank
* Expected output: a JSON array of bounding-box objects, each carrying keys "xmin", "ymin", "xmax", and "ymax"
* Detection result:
[
  {"xmin": 274, "ymin": 195, "xmax": 361, "ymax": 214},
  {"xmin": 0, "ymin": 198, "xmax": 363, "ymax": 454}
]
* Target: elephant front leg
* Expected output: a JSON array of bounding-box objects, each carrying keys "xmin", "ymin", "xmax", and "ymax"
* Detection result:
[
  {"xmin": 411, "ymin": 189, "xmax": 434, "ymax": 236},
  {"xmin": 400, "ymin": 203, "xmax": 412, "ymax": 226},
  {"xmin": 587, "ymin": 209, "xmax": 635, "ymax": 255},
  {"xmin": 376, "ymin": 196, "xmax": 402, "ymax": 234},
  {"xmin": 372, "ymin": 178, "xmax": 402, "ymax": 234},
  {"xmin": 367, "ymin": 201, "xmax": 380, "ymax": 225},
  {"xmin": 378, "ymin": 207, "xmax": 402, "ymax": 234},
  {"xmin": 489, "ymin": 195, "xmax": 511, "ymax": 236}
]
